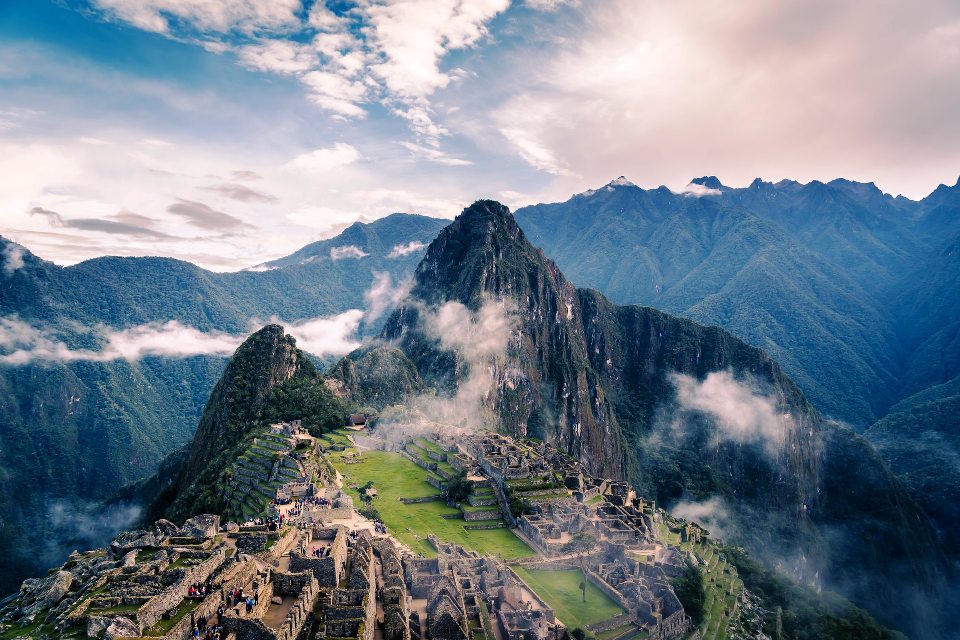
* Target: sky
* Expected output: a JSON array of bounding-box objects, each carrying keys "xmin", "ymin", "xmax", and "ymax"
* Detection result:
[{"xmin": 1, "ymin": 0, "xmax": 959, "ymax": 270}]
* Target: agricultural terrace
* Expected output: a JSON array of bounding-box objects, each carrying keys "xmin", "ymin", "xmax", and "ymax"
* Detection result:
[{"xmin": 655, "ymin": 520, "xmax": 743, "ymax": 640}]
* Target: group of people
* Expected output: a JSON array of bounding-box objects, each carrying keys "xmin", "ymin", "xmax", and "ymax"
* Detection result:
[
  {"xmin": 190, "ymin": 613, "xmax": 223, "ymax": 639},
  {"xmin": 187, "ymin": 580, "xmax": 214, "ymax": 598},
  {"xmin": 244, "ymin": 515, "xmax": 283, "ymax": 531},
  {"xmin": 226, "ymin": 585, "xmax": 258, "ymax": 614}
]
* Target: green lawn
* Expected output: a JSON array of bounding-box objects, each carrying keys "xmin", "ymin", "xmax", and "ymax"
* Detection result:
[
  {"xmin": 330, "ymin": 450, "xmax": 534, "ymax": 559},
  {"xmin": 512, "ymin": 568, "xmax": 625, "ymax": 629}
]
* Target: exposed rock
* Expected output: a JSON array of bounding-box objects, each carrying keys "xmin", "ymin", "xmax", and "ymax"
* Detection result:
[
  {"xmin": 30, "ymin": 571, "xmax": 71, "ymax": 609},
  {"xmin": 103, "ymin": 615, "xmax": 140, "ymax": 638},
  {"xmin": 87, "ymin": 614, "xmax": 112, "ymax": 637},
  {"xmin": 154, "ymin": 519, "xmax": 179, "ymax": 537},
  {"xmin": 225, "ymin": 521, "xmax": 239, "ymax": 532},
  {"xmin": 271, "ymin": 596, "xmax": 283, "ymax": 605},
  {"xmin": 121, "ymin": 550, "xmax": 138, "ymax": 568},
  {"xmin": 111, "ymin": 530, "xmax": 159, "ymax": 554},
  {"xmin": 180, "ymin": 514, "xmax": 220, "ymax": 538}
]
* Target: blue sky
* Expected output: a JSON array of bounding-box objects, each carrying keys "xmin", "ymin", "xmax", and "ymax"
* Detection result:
[{"xmin": 1, "ymin": 0, "xmax": 959, "ymax": 269}]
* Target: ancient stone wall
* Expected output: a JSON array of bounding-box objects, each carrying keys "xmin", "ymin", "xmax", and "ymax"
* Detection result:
[{"xmin": 136, "ymin": 548, "xmax": 226, "ymax": 630}]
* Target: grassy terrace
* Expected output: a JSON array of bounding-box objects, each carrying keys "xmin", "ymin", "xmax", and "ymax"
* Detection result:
[
  {"xmin": 512, "ymin": 567, "xmax": 625, "ymax": 630},
  {"xmin": 657, "ymin": 518, "xmax": 743, "ymax": 640},
  {"xmin": 329, "ymin": 448, "xmax": 533, "ymax": 559}
]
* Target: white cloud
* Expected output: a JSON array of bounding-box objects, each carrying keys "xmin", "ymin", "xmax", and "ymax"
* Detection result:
[
  {"xmin": 90, "ymin": 0, "xmax": 302, "ymax": 35},
  {"xmin": 363, "ymin": 271, "xmax": 412, "ymax": 322},
  {"xmin": 379, "ymin": 298, "xmax": 517, "ymax": 432},
  {"xmin": 0, "ymin": 317, "xmax": 241, "ymax": 365},
  {"xmin": 365, "ymin": 0, "xmax": 510, "ymax": 101},
  {"xmin": 399, "ymin": 141, "xmax": 472, "ymax": 166},
  {"xmin": 387, "ymin": 240, "xmax": 427, "ymax": 258},
  {"xmin": 524, "ymin": 0, "xmax": 578, "ymax": 9},
  {"xmin": 0, "ymin": 312, "xmax": 366, "ymax": 364},
  {"xmin": 2, "ymin": 244, "xmax": 25, "ymax": 276},
  {"xmin": 492, "ymin": 0, "xmax": 960, "ymax": 195},
  {"xmin": 671, "ymin": 371, "xmax": 789, "ymax": 454},
  {"xmin": 89, "ymin": 0, "xmax": 509, "ymax": 142},
  {"xmin": 671, "ymin": 497, "xmax": 732, "ymax": 539},
  {"xmin": 237, "ymin": 39, "xmax": 319, "ymax": 75},
  {"xmin": 286, "ymin": 143, "xmax": 361, "ymax": 172},
  {"xmin": 674, "ymin": 182, "xmax": 722, "ymax": 197},
  {"xmin": 500, "ymin": 126, "xmax": 572, "ymax": 176},
  {"xmin": 283, "ymin": 310, "xmax": 363, "ymax": 357},
  {"xmin": 329, "ymin": 244, "xmax": 369, "ymax": 260}
]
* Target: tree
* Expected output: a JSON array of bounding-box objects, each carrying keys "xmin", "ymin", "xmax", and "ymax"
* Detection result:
[
  {"xmin": 359, "ymin": 481, "xmax": 376, "ymax": 504},
  {"xmin": 570, "ymin": 628, "xmax": 587, "ymax": 640},
  {"xmin": 563, "ymin": 532, "xmax": 597, "ymax": 602},
  {"xmin": 672, "ymin": 559, "xmax": 706, "ymax": 625},
  {"xmin": 447, "ymin": 472, "xmax": 473, "ymax": 503}
]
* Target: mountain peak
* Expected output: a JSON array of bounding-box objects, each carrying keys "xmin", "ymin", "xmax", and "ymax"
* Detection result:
[
  {"xmin": 691, "ymin": 175, "xmax": 725, "ymax": 189},
  {"xmin": 411, "ymin": 199, "xmax": 539, "ymax": 306},
  {"xmin": 607, "ymin": 175, "xmax": 636, "ymax": 187}
]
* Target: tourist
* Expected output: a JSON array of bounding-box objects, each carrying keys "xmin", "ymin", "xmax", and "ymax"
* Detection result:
[
  {"xmin": 192, "ymin": 625, "xmax": 199, "ymax": 639},
  {"xmin": 216, "ymin": 604, "xmax": 224, "ymax": 626}
]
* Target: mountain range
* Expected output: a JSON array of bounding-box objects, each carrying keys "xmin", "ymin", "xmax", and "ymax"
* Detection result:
[
  {"xmin": 331, "ymin": 200, "xmax": 946, "ymax": 638},
  {"xmin": 0, "ymin": 176, "xmax": 958, "ymax": 637}
]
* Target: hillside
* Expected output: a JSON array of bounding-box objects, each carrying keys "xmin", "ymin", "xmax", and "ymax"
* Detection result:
[
  {"xmin": 513, "ymin": 176, "xmax": 960, "ymax": 427},
  {"xmin": 0, "ymin": 213, "xmax": 445, "ymax": 593},
  {"xmin": 334, "ymin": 200, "xmax": 947, "ymax": 638}
]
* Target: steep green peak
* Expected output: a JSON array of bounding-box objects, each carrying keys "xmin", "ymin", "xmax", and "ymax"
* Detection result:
[{"xmin": 179, "ymin": 324, "xmax": 311, "ymax": 470}]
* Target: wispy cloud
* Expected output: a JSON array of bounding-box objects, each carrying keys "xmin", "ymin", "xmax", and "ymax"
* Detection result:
[
  {"xmin": 202, "ymin": 182, "xmax": 277, "ymax": 202},
  {"xmin": 166, "ymin": 198, "xmax": 254, "ymax": 232},
  {"xmin": 387, "ymin": 240, "xmax": 427, "ymax": 258},
  {"xmin": 0, "ymin": 308, "xmax": 371, "ymax": 365},
  {"xmin": 670, "ymin": 371, "xmax": 789, "ymax": 455},
  {"xmin": 29, "ymin": 206, "xmax": 174, "ymax": 238},
  {"xmin": 0, "ymin": 317, "xmax": 241, "ymax": 365},
  {"xmin": 329, "ymin": 244, "xmax": 369, "ymax": 261},
  {"xmin": 89, "ymin": 0, "xmax": 509, "ymax": 145},
  {"xmin": 399, "ymin": 141, "xmax": 472, "ymax": 166},
  {"xmin": 280, "ymin": 310, "xmax": 364, "ymax": 357},
  {"xmin": 363, "ymin": 271, "xmax": 411, "ymax": 322},
  {"xmin": 1, "ymin": 244, "xmax": 25, "ymax": 276},
  {"xmin": 286, "ymin": 143, "xmax": 361, "ymax": 172}
]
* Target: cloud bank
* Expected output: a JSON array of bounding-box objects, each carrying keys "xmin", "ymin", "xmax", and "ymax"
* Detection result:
[{"xmin": 0, "ymin": 310, "xmax": 369, "ymax": 366}]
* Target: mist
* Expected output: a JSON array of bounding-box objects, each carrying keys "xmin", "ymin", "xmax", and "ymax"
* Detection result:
[
  {"xmin": 377, "ymin": 297, "xmax": 516, "ymax": 434},
  {"xmin": 670, "ymin": 370, "xmax": 789, "ymax": 455}
]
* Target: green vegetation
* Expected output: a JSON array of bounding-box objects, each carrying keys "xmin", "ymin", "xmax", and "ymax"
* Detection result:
[
  {"xmin": 720, "ymin": 545, "xmax": 907, "ymax": 640},
  {"xmin": 512, "ymin": 567, "xmax": 624, "ymax": 629},
  {"xmin": 447, "ymin": 471, "xmax": 473, "ymax": 503},
  {"xmin": 672, "ymin": 560, "xmax": 706, "ymax": 626},
  {"xmin": 143, "ymin": 598, "xmax": 201, "ymax": 636},
  {"xmin": 330, "ymin": 450, "xmax": 533, "ymax": 559}
]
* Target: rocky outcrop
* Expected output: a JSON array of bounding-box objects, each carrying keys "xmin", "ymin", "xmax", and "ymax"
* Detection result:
[{"xmin": 180, "ymin": 514, "xmax": 220, "ymax": 539}]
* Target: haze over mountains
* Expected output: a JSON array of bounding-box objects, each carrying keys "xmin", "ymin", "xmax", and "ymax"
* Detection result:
[{"xmin": 0, "ymin": 175, "xmax": 958, "ymax": 637}]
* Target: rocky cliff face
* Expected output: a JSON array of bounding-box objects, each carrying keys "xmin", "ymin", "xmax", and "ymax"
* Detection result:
[{"xmin": 335, "ymin": 200, "xmax": 946, "ymax": 638}]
